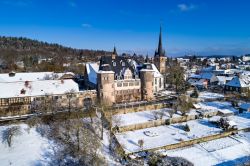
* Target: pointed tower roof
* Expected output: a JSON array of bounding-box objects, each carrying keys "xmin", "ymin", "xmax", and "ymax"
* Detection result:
[
  {"xmin": 145, "ymin": 54, "xmax": 149, "ymax": 63},
  {"xmin": 113, "ymin": 46, "xmax": 117, "ymax": 55},
  {"xmin": 155, "ymin": 25, "xmax": 165, "ymax": 57}
]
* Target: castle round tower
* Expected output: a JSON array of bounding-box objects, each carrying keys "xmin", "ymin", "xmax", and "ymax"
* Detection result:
[
  {"xmin": 140, "ymin": 65, "xmax": 154, "ymax": 101},
  {"xmin": 97, "ymin": 64, "xmax": 115, "ymax": 105}
]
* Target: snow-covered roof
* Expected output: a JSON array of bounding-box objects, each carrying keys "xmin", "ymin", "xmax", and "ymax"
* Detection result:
[
  {"xmin": 151, "ymin": 64, "xmax": 163, "ymax": 78},
  {"xmin": 189, "ymin": 72, "xmax": 214, "ymax": 80},
  {"xmin": 216, "ymin": 76, "xmax": 234, "ymax": 83},
  {"xmin": 188, "ymin": 78, "xmax": 207, "ymax": 86},
  {"xmin": 226, "ymin": 75, "xmax": 250, "ymax": 88},
  {"xmin": 0, "ymin": 79, "xmax": 79, "ymax": 98},
  {"xmin": 201, "ymin": 66, "xmax": 215, "ymax": 72},
  {"xmin": 239, "ymin": 103, "xmax": 250, "ymax": 110},
  {"xmin": 86, "ymin": 63, "xmax": 99, "ymax": 84},
  {"xmin": 0, "ymin": 72, "xmax": 74, "ymax": 83}
]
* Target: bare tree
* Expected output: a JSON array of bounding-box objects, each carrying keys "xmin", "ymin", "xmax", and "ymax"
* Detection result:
[
  {"xmin": 38, "ymin": 113, "xmax": 106, "ymax": 166},
  {"xmin": 66, "ymin": 89, "xmax": 76, "ymax": 112},
  {"xmin": 168, "ymin": 109, "xmax": 175, "ymax": 118},
  {"xmin": 175, "ymin": 95, "xmax": 193, "ymax": 116},
  {"xmin": 138, "ymin": 139, "xmax": 144, "ymax": 150},
  {"xmin": 2, "ymin": 126, "xmax": 21, "ymax": 147},
  {"xmin": 152, "ymin": 110, "xmax": 165, "ymax": 120}
]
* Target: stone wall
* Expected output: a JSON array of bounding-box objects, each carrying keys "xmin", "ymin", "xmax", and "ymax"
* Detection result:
[
  {"xmin": 110, "ymin": 103, "xmax": 167, "ymax": 115},
  {"xmin": 114, "ymin": 114, "xmax": 198, "ymax": 133}
]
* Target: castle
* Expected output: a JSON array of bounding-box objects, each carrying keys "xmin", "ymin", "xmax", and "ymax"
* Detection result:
[{"xmin": 85, "ymin": 27, "xmax": 167, "ymax": 105}]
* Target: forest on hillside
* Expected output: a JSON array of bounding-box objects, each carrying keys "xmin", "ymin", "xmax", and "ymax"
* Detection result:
[
  {"xmin": 0, "ymin": 36, "xmax": 110, "ymax": 61},
  {"xmin": 0, "ymin": 36, "xmax": 111, "ymax": 73}
]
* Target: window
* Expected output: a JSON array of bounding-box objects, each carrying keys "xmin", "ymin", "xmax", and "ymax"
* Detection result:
[
  {"xmin": 113, "ymin": 62, "xmax": 116, "ymax": 66},
  {"xmin": 122, "ymin": 62, "xmax": 125, "ymax": 66},
  {"xmin": 117, "ymin": 82, "xmax": 122, "ymax": 87},
  {"xmin": 129, "ymin": 82, "xmax": 134, "ymax": 86},
  {"xmin": 123, "ymin": 82, "xmax": 128, "ymax": 87}
]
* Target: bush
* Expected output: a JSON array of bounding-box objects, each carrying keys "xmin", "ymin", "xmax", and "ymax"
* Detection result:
[
  {"xmin": 190, "ymin": 88, "xmax": 199, "ymax": 98},
  {"xmin": 184, "ymin": 124, "xmax": 190, "ymax": 132},
  {"xmin": 147, "ymin": 153, "xmax": 194, "ymax": 166}
]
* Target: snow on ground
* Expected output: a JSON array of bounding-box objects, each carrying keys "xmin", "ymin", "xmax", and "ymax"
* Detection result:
[
  {"xmin": 112, "ymin": 108, "xmax": 172, "ymax": 127},
  {"xmin": 115, "ymin": 119, "xmax": 222, "ymax": 154},
  {"xmin": 228, "ymin": 112, "xmax": 250, "ymax": 129},
  {"xmin": 165, "ymin": 134, "xmax": 250, "ymax": 166},
  {"xmin": 196, "ymin": 101, "xmax": 238, "ymax": 115},
  {"xmin": 160, "ymin": 90, "xmax": 175, "ymax": 96},
  {"xmin": 83, "ymin": 117, "xmax": 121, "ymax": 165},
  {"xmin": 199, "ymin": 136, "xmax": 241, "ymax": 152},
  {"xmin": 0, "ymin": 124, "xmax": 49, "ymax": 166},
  {"xmin": 100, "ymin": 128, "xmax": 121, "ymax": 166},
  {"xmin": 199, "ymin": 92, "xmax": 224, "ymax": 100}
]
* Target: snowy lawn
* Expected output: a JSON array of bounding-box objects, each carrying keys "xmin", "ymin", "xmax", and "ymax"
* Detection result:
[
  {"xmin": 0, "ymin": 124, "xmax": 49, "ymax": 166},
  {"xmin": 199, "ymin": 92, "xmax": 224, "ymax": 100},
  {"xmin": 164, "ymin": 134, "xmax": 250, "ymax": 166},
  {"xmin": 115, "ymin": 119, "xmax": 222, "ymax": 154},
  {"xmin": 112, "ymin": 108, "xmax": 173, "ymax": 127},
  {"xmin": 228, "ymin": 112, "xmax": 250, "ymax": 129},
  {"xmin": 196, "ymin": 101, "xmax": 238, "ymax": 115}
]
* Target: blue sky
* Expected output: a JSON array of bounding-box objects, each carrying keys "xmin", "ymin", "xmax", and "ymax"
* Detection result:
[{"xmin": 0, "ymin": 0, "xmax": 250, "ymax": 56}]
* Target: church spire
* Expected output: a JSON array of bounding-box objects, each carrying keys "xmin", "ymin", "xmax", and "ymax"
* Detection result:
[
  {"xmin": 155, "ymin": 25, "xmax": 165, "ymax": 57},
  {"xmin": 112, "ymin": 46, "xmax": 117, "ymax": 59},
  {"xmin": 113, "ymin": 46, "xmax": 117, "ymax": 55}
]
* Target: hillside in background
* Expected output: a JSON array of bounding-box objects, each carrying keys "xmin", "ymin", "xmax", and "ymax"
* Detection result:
[{"xmin": 0, "ymin": 36, "xmax": 110, "ymax": 62}]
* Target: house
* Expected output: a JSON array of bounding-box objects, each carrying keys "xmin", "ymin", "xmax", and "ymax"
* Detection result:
[
  {"xmin": 15, "ymin": 61, "xmax": 25, "ymax": 69},
  {"xmin": 210, "ymin": 75, "xmax": 234, "ymax": 86},
  {"xmin": 152, "ymin": 64, "xmax": 164, "ymax": 92},
  {"xmin": 0, "ymin": 79, "xmax": 80, "ymax": 114},
  {"xmin": 239, "ymin": 103, "xmax": 250, "ymax": 112},
  {"xmin": 225, "ymin": 75, "xmax": 250, "ymax": 93},
  {"xmin": 188, "ymin": 72, "xmax": 214, "ymax": 87},
  {"xmin": 242, "ymin": 55, "xmax": 250, "ymax": 62},
  {"xmin": 0, "ymin": 72, "xmax": 75, "ymax": 83}
]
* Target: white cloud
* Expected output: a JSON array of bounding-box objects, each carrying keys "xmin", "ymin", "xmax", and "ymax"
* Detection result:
[
  {"xmin": 177, "ymin": 3, "xmax": 196, "ymax": 12},
  {"xmin": 81, "ymin": 23, "xmax": 92, "ymax": 28}
]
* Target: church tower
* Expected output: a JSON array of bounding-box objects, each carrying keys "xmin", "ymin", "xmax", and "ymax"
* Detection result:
[
  {"xmin": 111, "ymin": 46, "xmax": 117, "ymax": 59},
  {"xmin": 154, "ymin": 26, "xmax": 167, "ymax": 74}
]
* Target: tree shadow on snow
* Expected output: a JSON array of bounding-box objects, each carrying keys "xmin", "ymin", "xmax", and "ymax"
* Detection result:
[{"xmin": 215, "ymin": 156, "xmax": 250, "ymax": 166}]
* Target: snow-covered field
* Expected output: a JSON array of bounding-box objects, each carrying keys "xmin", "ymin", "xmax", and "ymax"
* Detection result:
[
  {"xmin": 228, "ymin": 112, "xmax": 250, "ymax": 129},
  {"xmin": 112, "ymin": 108, "xmax": 173, "ymax": 127},
  {"xmin": 115, "ymin": 119, "xmax": 223, "ymax": 154},
  {"xmin": 199, "ymin": 92, "xmax": 224, "ymax": 100},
  {"xmin": 0, "ymin": 124, "xmax": 49, "ymax": 166},
  {"xmin": 165, "ymin": 132, "xmax": 250, "ymax": 166},
  {"xmin": 195, "ymin": 101, "xmax": 238, "ymax": 115}
]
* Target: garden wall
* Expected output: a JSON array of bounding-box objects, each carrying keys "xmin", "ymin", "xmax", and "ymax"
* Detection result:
[{"xmin": 114, "ymin": 114, "xmax": 198, "ymax": 133}]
